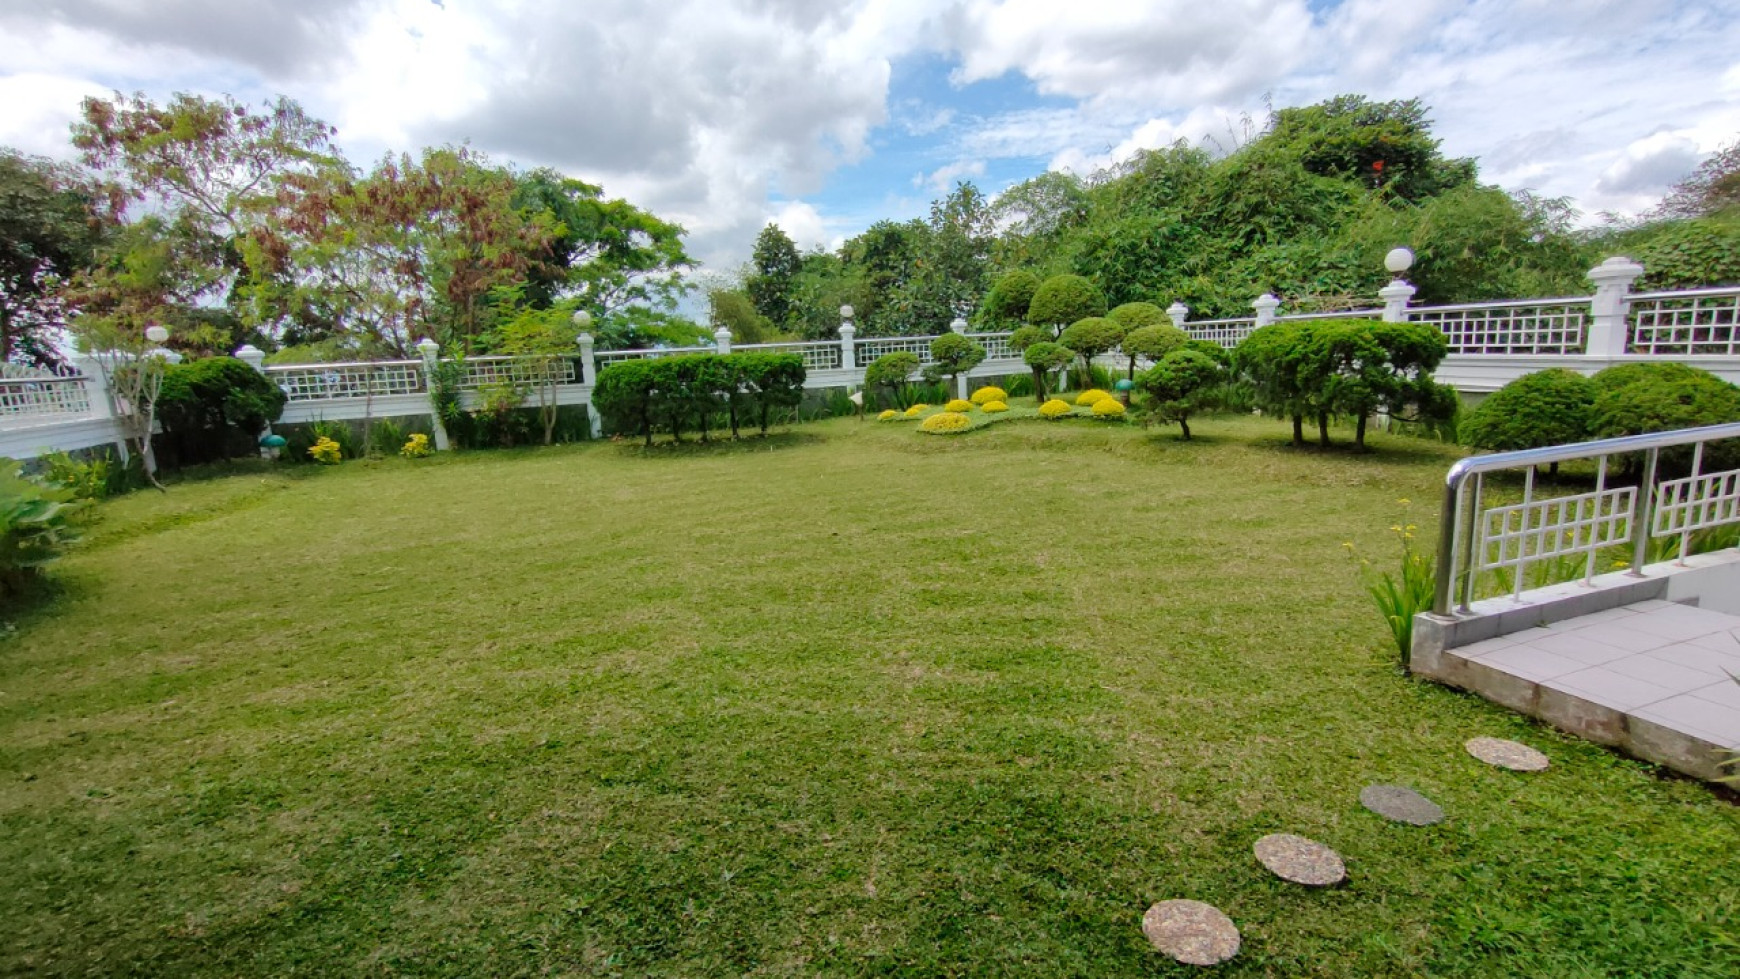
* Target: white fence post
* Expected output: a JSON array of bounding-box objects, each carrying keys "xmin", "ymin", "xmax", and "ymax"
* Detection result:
[
  {"xmin": 68, "ymin": 351, "xmax": 128, "ymax": 462},
  {"xmin": 714, "ymin": 326, "xmax": 733, "ymax": 356},
  {"xmin": 576, "ymin": 331, "xmax": 600, "ymax": 439},
  {"xmin": 1166, "ymin": 302, "xmax": 1189, "ymax": 329},
  {"xmin": 235, "ymin": 344, "xmax": 266, "ymax": 374},
  {"xmin": 1379, "ymin": 247, "xmax": 1417, "ymax": 322},
  {"xmin": 1586, "ymin": 256, "xmax": 1646, "ymax": 357},
  {"xmin": 416, "ymin": 337, "xmax": 451, "ymax": 451},
  {"xmin": 1252, "ymin": 293, "xmax": 1280, "ymax": 327},
  {"xmin": 839, "ymin": 306, "xmax": 856, "ymax": 371}
]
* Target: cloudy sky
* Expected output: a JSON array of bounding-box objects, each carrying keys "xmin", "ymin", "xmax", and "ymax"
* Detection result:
[{"xmin": 1, "ymin": 0, "xmax": 1737, "ymax": 276}]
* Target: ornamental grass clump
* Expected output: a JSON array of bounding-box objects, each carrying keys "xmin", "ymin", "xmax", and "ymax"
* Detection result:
[
  {"xmin": 1074, "ymin": 389, "xmax": 1111, "ymax": 406},
  {"xmin": 309, "ymin": 436, "xmax": 343, "ymax": 465},
  {"xmin": 970, "ymin": 386, "xmax": 1007, "ymax": 405},
  {"xmin": 919, "ymin": 411, "xmax": 971, "ymax": 434},
  {"xmin": 1039, "ymin": 399, "xmax": 1074, "ymax": 419},
  {"xmin": 399, "ymin": 433, "xmax": 432, "ymax": 458},
  {"xmin": 944, "ymin": 399, "xmax": 975, "ymax": 413},
  {"xmin": 982, "ymin": 401, "xmax": 1009, "ymax": 413},
  {"xmin": 1092, "ymin": 398, "xmax": 1126, "ymax": 418}
]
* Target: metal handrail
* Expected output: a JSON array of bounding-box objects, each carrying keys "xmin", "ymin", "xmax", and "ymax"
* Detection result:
[
  {"xmin": 263, "ymin": 359, "xmax": 422, "ymax": 371},
  {"xmin": 1409, "ymin": 296, "xmax": 1592, "ymax": 315},
  {"xmin": 1275, "ymin": 309, "xmax": 1384, "ymax": 321},
  {"xmin": 1432, "ymin": 420, "xmax": 1740, "ymax": 614},
  {"xmin": 1628, "ymin": 286, "xmax": 1740, "ymax": 302}
]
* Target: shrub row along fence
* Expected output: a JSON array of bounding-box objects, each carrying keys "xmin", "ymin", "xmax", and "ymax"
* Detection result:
[
  {"xmin": 6, "ymin": 256, "xmax": 1740, "ymax": 461},
  {"xmin": 591, "ymin": 352, "xmax": 806, "ymax": 445}
]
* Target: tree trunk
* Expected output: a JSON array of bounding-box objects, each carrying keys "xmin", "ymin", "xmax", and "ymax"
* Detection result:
[
  {"xmin": 1031, "ymin": 367, "xmax": 1048, "ymax": 403},
  {"xmin": 1292, "ymin": 414, "xmax": 1304, "ymax": 446},
  {"xmin": 1317, "ymin": 413, "xmax": 1330, "ymax": 447},
  {"xmin": 728, "ymin": 400, "xmax": 740, "ymax": 439},
  {"xmin": 1179, "ymin": 416, "xmax": 1192, "ymax": 440},
  {"xmin": 1355, "ymin": 413, "xmax": 1368, "ymax": 450}
]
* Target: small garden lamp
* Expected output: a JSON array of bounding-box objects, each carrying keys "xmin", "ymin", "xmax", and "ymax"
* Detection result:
[
  {"xmin": 259, "ymin": 433, "xmax": 288, "ymax": 460},
  {"xmin": 1384, "ymin": 247, "xmax": 1414, "ymax": 280},
  {"xmin": 1115, "ymin": 376, "xmax": 1135, "ymax": 406}
]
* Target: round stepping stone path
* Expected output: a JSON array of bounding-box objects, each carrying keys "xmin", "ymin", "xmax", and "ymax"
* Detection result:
[
  {"xmin": 1142, "ymin": 900, "xmax": 1240, "ymax": 966},
  {"xmin": 1360, "ymin": 784, "xmax": 1445, "ymax": 826},
  {"xmin": 1253, "ymin": 833, "xmax": 1346, "ymax": 886},
  {"xmin": 1465, "ymin": 736, "xmax": 1550, "ymax": 772}
]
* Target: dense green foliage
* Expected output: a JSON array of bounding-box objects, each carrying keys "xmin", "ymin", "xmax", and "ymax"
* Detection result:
[
  {"xmin": 1589, "ymin": 363, "xmax": 1740, "ymax": 472},
  {"xmin": 1119, "ymin": 323, "xmax": 1190, "ymax": 378},
  {"xmin": 1028, "ymin": 274, "xmax": 1107, "ymax": 330},
  {"xmin": 0, "ymin": 459, "xmax": 80, "ymax": 598},
  {"xmin": 923, "ymin": 332, "xmax": 986, "ymax": 387},
  {"xmin": 155, "ymin": 357, "xmax": 289, "ymax": 464},
  {"xmin": 1057, "ymin": 315, "xmax": 1127, "ymax": 384},
  {"xmin": 983, "ymin": 269, "xmax": 1040, "ymax": 328},
  {"xmin": 863, "ymin": 351, "xmax": 921, "ymax": 408},
  {"xmin": 1136, "ymin": 347, "xmax": 1226, "ymax": 439},
  {"xmin": 1460, "ymin": 369, "xmax": 1597, "ymax": 452},
  {"xmin": 592, "ymin": 352, "xmax": 805, "ymax": 445},
  {"xmin": 1022, "ymin": 340, "xmax": 1074, "ymax": 403},
  {"xmin": 0, "ymin": 150, "xmax": 107, "ymax": 366}
]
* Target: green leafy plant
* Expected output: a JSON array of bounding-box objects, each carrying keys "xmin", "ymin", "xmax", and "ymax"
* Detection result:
[
  {"xmin": 1135, "ymin": 347, "xmax": 1226, "ymax": 440},
  {"xmin": 1461, "ymin": 369, "xmax": 1596, "ymax": 466},
  {"xmin": 39, "ymin": 451, "xmax": 114, "ymax": 502},
  {"xmin": 368, "ymin": 418, "xmax": 407, "ymax": 458},
  {"xmin": 922, "ymin": 332, "xmax": 986, "ymax": 390},
  {"xmin": 1591, "ymin": 362, "xmax": 1740, "ymax": 475},
  {"xmin": 1347, "ymin": 506, "xmax": 1434, "ymax": 667},
  {"xmin": 155, "ymin": 356, "xmax": 289, "ymax": 465},
  {"xmin": 1057, "ymin": 316, "xmax": 1127, "ymax": 387},
  {"xmin": 1027, "ymin": 273, "xmax": 1107, "ymax": 331},
  {"xmin": 864, "ymin": 352, "xmax": 921, "ymax": 409},
  {"xmin": 1022, "ymin": 341, "xmax": 1074, "ymax": 404}
]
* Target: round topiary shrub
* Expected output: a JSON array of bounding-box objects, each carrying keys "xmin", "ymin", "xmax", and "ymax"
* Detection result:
[
  {"xmin": 1029, "ymin": 274, "xmax": 1107, "ymax": 329},
  {"xmin": 1460, "ymin": 368, "xmax": 1596, "ymax": 452},
  {"xmin": 1092, "ymin": 398, "xmax": 1127, "ymax": 418},
  {"xmin": 1591, "ymin": 362, "xmax": 1740, "ymax": 473},
  {"xmin": 1007, "ymin": 325, "xmax": 1050, "ymax": 354},
  {"xmin": 920, "ymin": 411, "xmax": 972, "ymax": 434},
  {"xmin": 1074, "ymin": 388, "xmax": 1111, "ymax": 406},
  {"xmin": 985, "ymin": 270, "xmax": 1042, "ymax": 327},
  {"xmin": 1039, "ymin": 399, "xmax": 1074, "ymax": 419},
  {"xmin": 970, "ymin": 386, "xmax": 1007, "ymax": 405},
  {"xmin": 878, "ymin": 409, "xmax": 899, "ymax": 421},
  {"xmin": 982, "ymin": 400, "xmax": 1009, "ymax": 413},
  {"xmin": 1107, "ymin": 301, "xmax": 1168, "ymax": 332},
  {"xmin": 903, "ymin": 404, "xmax": 927, "ymax": 418},
  {"xmin": 944, "ymin": 399, "xmax": 975, "ymax": 413}
]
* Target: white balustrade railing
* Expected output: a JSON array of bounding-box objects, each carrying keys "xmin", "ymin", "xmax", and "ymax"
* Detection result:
[
  {"xmin": 0, "ymin": 376, "xmax": 93, "ymax": 419},
  {"xmin": 856, "ymin": 336, "xmax": 937, "ymax": 364},
  {"xmin": 592, "ymin": 345, "xmax": 712, "ymax": 367},
  {"xmin": 966, "ymin": 332, "xmax": 1017, "ymax": 361},
  {"xmin": 732, "ymin": 341, "xmax": 843, "ymax": 371},
  {"xmin": 1627, "ymin": 287, "xmax": 1740, "ymax": 356},
  {"xmin": 459, "ymin": 355, "xmax": 577, "ymax": 389},
  {"xmin": 1433, "ymin": 421, "xmax": 1740, "ymax": 614},
  {"xmin": 1185, "ymin": 318, "xmax": 1259, "ymax": 348},
  {"xmin": 1408, "ymin": 298, "xmax": 1589, "ymax": 355},
  {"xmin": 265, "ymin": 361, "xmax": 426, "ymax": 402}
]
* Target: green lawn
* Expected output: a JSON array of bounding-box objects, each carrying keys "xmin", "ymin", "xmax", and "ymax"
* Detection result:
[{"xmin": 3, "ymin": 414, "xmax": 1737, "ymax": 977}]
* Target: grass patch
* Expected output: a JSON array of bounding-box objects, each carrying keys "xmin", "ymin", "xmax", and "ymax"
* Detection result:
[{"xmin": 3, "ymin": 415, "xmax": 1737, "ymax": 976}]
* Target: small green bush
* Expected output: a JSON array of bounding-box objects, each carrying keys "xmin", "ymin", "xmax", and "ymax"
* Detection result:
[
  {"xmin": 40, "ymin": 450, "xmax": 115, "ymax": 501},
  {"xmin": 1023, "ymin": 341, "xmax": 1074, "ymax": 403},
  {"xmin": 1119, "ymin": 323, "xmax": 1189, "ymax": 378},
  {"xmin": 1006, "ymin": 325, "xmax": 1050, "ymax": 355},
  {"xmin": 1107, "ymin": 302, "xmax": 1168, "ymax": 332},
  {"xmin": 1590, "ymin": 362, "xmax": 1740, "ymax": 473},
  {"xmin": 923, "ymin": 333, "xmax": 986, "ymax": 387},
  {"xmin": 155, "ymin": 356, "xmax": 289, "ymax": 465},
  {"xmin": 864, "ymin": 352, "xmax": 921, "ymax": 409},
  {"xmin": 1137, "ymin": 348, "xmax": 1226, "ymax": 440},
  {"xmin": 1460, "ymin": 369, "xmax": 1596, "ymax": 452},
  {"xmin": 0, "ymin": 459, "xmax": 81, "ymax": 598},
  {"xmin": 1058, "ymin": 316, "xmax": 1128, "ymax": 385}
]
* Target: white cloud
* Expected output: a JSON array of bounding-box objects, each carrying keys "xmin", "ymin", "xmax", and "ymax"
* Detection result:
[
  {"xmin": 0, "ymin": 73, "xmax": 106, "ymax": 158},
  {"xmin": 916, "ymin": 159, "xmax": 986, "ymax": 194},
  {"xmin": 767, "ymin": 200, "xmax": 841, "ymax": 253}
]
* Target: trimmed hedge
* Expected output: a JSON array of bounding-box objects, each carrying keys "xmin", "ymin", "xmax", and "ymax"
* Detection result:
[{"xmin": 593, "ymin": 352, "xmax": 805, "ymax": 445}]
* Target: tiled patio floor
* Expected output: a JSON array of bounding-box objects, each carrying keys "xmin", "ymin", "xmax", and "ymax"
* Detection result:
[{"xmin": 1445, "ymin": 599, "xmax": 1740, "ymax": 779}]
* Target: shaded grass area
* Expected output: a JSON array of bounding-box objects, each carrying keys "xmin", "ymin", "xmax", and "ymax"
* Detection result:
[{"xmin": 3, "ymin": 414, "xmax": 1737, "ymax": 977}]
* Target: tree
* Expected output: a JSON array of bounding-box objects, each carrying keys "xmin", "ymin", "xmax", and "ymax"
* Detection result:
[
  {"xmin": 1006, "ymin": 325, "xmax": 1049, "ymax": 356},
  {"xmin": 924, "ymin": 332, "xmax": 986, "ymax": 392},
  {"xmin": 864, "ymin": 351, "xmax": 920, "ymax": 409},
  {"xmin": 155, "ymin": 356, "xmax": 287, "ymax": 463},
  {"xmin": 983, "ymin": 269, "xmax": 1040, "ymax": 329},
  {"xmin": 746, "ymin": 223, "xmax": 801, "ymax": 326},
  {"xmin": 1634, "ymin": 218, "xmax": 1740, "ymax": 289},
  {"xmin": 1028, "ymin": 274, "xmax": 1106, "ymax": 332},
  {"xmin": 1234, "ymin": 321, "xmax": 1320, "ymax": 446},
  {"xmin": 1022, "ymin": 341, "xmax": 1073, "ymax": 404},
  {"xmin": 510, "ymin": 168, "xmax": 693, "ymax": 317},
  {"xmin": 1057, "ymin": 315, "xmax": 1126, "ymax": 386},
  {"xmin": 1137, "ymin": 347, "xmax": 1225, "ymax": 439},
  {"xmin": 0, "ymin": 150, "xmax": 109, "ymax": 365},
  {"xmin": 1298, "ymin": 319, "xmax": 1452, "ymax": 449},
  {"xmin": 1119, "ymin": 323, "xmax": 1189, "ymax": 388},
  {"xmin": 495, "ymin": 302, "xmax": 583, "ymax": 445},
  {"xmin": 709, "ymin": 287, "xmax": 773, "ymax": 343},
  {"xmin": 1654, "ymin": 137, "xmax": 1740, "ymax": 219},
  {"xmin": 1263, "ymin": 95, "xmax": 1476, "ymax": 203}
]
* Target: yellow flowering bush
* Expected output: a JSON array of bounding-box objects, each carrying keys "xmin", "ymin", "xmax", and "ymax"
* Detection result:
[
  {"xmin": 970, "ymin": 386, "xmax": 1007, "ymax": 405},
  {"xmin": 878, "ymin": 409, "xmax": 899, "ymax": 421},
  {"xmin": 400, "ymin": 433, "xmax": 432, "ymax": 458},
  {"xmin": 309, "ymin": 436, "xmax": 343, "ymax": 464},
  {"xmin": 919, "ymin": 411, "xmax": 972, "ymax": 434},
  {"xmin": 903, "ymin": 404, "xmax": 926, "ymax": 418},
  {"xmin": 1039, "ymin": 398, "xmax": 1074, "ymax": 419},
  {"xmin": 944, "ymin": 398, "xmax": 975, "ymax": 413},
  {"xmin": 1075, "ymin": 388, "xmax": 1112, "ymax": 406},
  {"xmin": 1092, "ymin": 398, "xmax": 1127, "ymax": 418},
  {"xmin": 981, "ymin": 400, "xmax": 1009, "ymax": 413}
]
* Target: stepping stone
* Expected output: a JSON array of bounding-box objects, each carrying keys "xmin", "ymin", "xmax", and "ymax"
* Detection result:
[
  {"xmin": 1465, "ymin": 737, "xmax": 1550, "ymax": 772},
  {"xmin": 1360, "ymin": 784, "xmax": 1445, "ymax": 826},
  {"xmin": 1141, "ymin": 900, "xmax": 1240, "ymax": 966},
  {"xmin": 1253, "ymin": 833, "xmax": 1346, "ymax": 886}
]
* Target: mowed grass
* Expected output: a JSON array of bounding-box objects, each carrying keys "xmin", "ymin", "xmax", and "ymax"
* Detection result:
[{"xmin": 3, "ymin": 414, "xmax": 1737, "ymax": 977}]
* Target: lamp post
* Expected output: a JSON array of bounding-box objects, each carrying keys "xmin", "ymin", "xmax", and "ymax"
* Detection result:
[{"xmin": 1379, "ymin": 247, "xmax": 1416, "ymax": 322}]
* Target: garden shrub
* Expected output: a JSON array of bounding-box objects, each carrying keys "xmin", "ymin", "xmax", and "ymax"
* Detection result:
[
  {"xmin": 1461, "ymin": 368, "xmax": 1596, "ymax": 453},
  {"xmin": 1004, "ymin": 374, "xmax": 1034, "ymax": 397},
  {"xmin": 594, "ymin": 352, "xmax": 805, "ymax": 444},
  {"xmin": 1074, "ymin": 389, "xmax": 1111, "ymax": 406},
  {"xmin": 1107, "ymin": 301, "xmax": 1169, "ymax": 332},
  {"xmin": 1058, "ymin": 316, "xmax": 1128, "ymax": 386},
  {"xmin": 400, "ymin": 433, "xmax": 432, "ymax": 458},
  {"xmin": 984, "ymin": 270, "xmax": 1041, "ymax": 328},
  {"xmin": 944, "ymin": 399, "xmax": 975, "ymax": 413},
  {"xmin": 924, "ymin": 332, "xmax": 986, "ymax": 388},
  {"xmin": 877, "ymin": 409, "xmax": 899, "ymax": 421},
  {"xmin": 903, "ymin": 405, "xmax": 925, "ymax": 418},
  {"xmin": 1039, "ymin": 399, "xmax": 1073, "ymax": 419},
  {"xmin": 1007, "ymin": 325, "xmax": 1049, "ymax": 355},
  {"xmin": 0, "ymin": 460, "xmax": 81, "ymax": 599},
  {"xmin": 1120, "ymin": 323, "xmax": 1189, "ymax": 378},
  {"xmin": 40, "ymin": 450, "xmax": 115, "ymax": 501},
  {"xmin": 1023, "ymin": 341, "xmax": 1074, "ymax": 403},
  {"xmin": 1092, "ymin": 398, "xmax": 1127, "ymax": 418},
  {"xmin": 864, "ymin": 351, "xmax": 921, "ymax": 409},
  {"xmin": 155, "ymin": 356, "xmax": 289, "ymax": 465},
  {"xmin": 982, "ymin": 401, "xmax": 1009, "ymax": 413},
  {"xmin": 1590, "ymin": 362, "xmax": 1740, "ymax": 473},
  {"xmin": 919, "ymin": 412, "xmax": 971, "ymax": 434},
  {"xmin": 970, "ymin": 386, "xmax": 1007, "ymax": 405},
  {"xmin": 1028, "ymin": 274, "xmax": 1107, "ymax": 330},
  {"xmin": 309, "ymin": 436, "xmax": 343, "ymax": 464},
  {"xmin": 1137, "ymin": 348, "xmax": 1226, "ymax": 440}
]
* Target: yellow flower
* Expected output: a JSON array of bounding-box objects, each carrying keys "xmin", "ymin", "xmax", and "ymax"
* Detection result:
[
  {"xmin": 1397, "ymin": 498, "xmax": 1411, "ymax": 505},
  {"xmin": 877, "ymin": 409, "xmax": 899, "ymax": 421},
  {"xmin": 1074, "ymin": 389, "xmax": 1112, "ymax": 406},
  {"xmin": 981, "ymin": 400, "xmax": 1009, "ymax": 413},
  {"xmin": 969, "ymin": 386, "xmax": 1007, "ymax": 405},
  {"xmin": 1091, "ymin": 398, "xmax": 1126, "ymax": 418},
  {"xmin": 1342, "ymin": 542, "xmax": 1355, "ymax": 550},
  {"xmin": 919, "ymin": 411, "xmax": 971, "ymax": 434},
  {"xmin": 1039, "ymin": 399, "xmax": 1074, "ymax": 419},
  {"xmin": 944, "ymin": 399, "xmax": 975, "ymax": 413}
]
